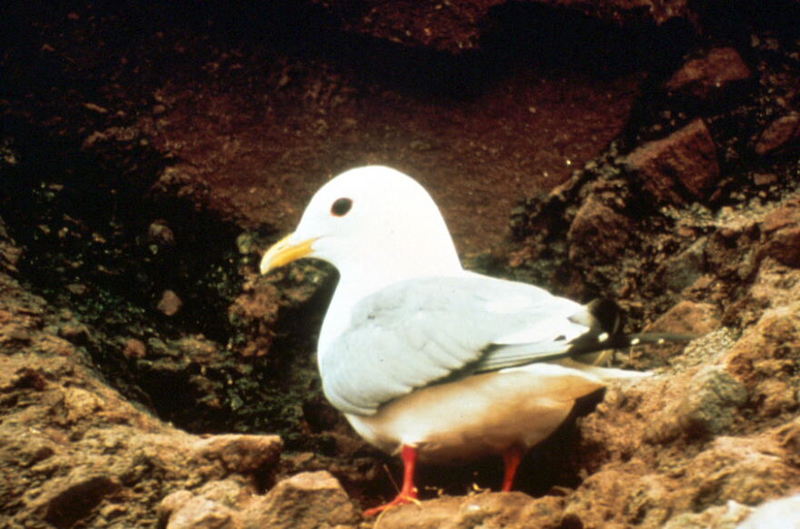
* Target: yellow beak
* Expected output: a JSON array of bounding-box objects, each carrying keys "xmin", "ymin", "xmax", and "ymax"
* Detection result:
[{"xmin": 259, "ymin": 232, "xmax": 316, "ymax": 274}]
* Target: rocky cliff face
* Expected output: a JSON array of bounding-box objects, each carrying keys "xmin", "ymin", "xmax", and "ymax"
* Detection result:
[{"xmin": 2, "ymin": 1, "xmax": 799, "ymax": 528}]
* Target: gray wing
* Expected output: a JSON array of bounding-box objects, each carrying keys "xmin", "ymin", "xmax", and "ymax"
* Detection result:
[{"xmin": 319, "ymin": 274, "xmax": 597, "ymax": 416}]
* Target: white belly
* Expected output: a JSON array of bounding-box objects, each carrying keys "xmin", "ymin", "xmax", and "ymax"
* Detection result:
[{"xmin": 344, "ymin": 362, "xmax": 607, "ymax": 464}]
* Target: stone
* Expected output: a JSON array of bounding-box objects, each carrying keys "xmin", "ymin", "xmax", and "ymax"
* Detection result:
[
  {"xmin": 122, "ymin": 338, "xmax": 147, "ymax": 358},
  {"xmin": 164, "ymin": 496, "xmax": 237, "ymax": 529},
  {"xmin": 148, "ymin": 219, "xmax": 176, "ymax": 247},
  {"xmin": 654, "ymin": 237, "xmax": 707, "ymax": 292},
  {"xmin": 666, "ymin": 47, "xmax": 752, "ymax": 99},
  {"xmin": 566, "ymin": 196, "xmax": 632, "ymax": 263},
  {"xmin": 754, "ymin": 113, "xmax": 800, "ymax": 155},
  {"xmin": 243, "ymin": 471, "xmax": 358, "ymax": 529},
  {"xmin": 675, "ymin": 367, "xmax": 747, "ymax": 437},
  {"xmin": 375, "ymin": 492, "xmax": 549, "ymax": 529},
  {"xmin": 689, "ymin": 436, "xmax": 800, "ymax": 508},
  {"xmin": 33, "ymin": 474, "xmax": 120, "ymax": 529},
  {"xmin": 157, "ymin": 290, "xmax": 183, "ymax": 316},
  {"xmin": 662, "ymin": 501, "xmax": 752, "ymax": 529},
  {"xmin": 760, "ymin": 226, "xmax": 800, "ymax": 268},
  {"xmin": 625, "ymin": 119, "xmax": 719, "ymax": 204},
  {"xmin": 192, "ymin": 434, "xmax": 283, "ymax": 475},
  {"xmin": 647, "ymin": 300, "xmax": 721, "ymax": 336}
]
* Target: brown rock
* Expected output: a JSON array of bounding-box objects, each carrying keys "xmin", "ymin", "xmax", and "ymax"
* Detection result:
[
  {"xmin": 375, "ymin": 492, "xmax": 552, "ymax": 529},
  {"xmin": 654, "ymin": 237, "xmax": 707, "ymax": 293},
  {"xmin": 33, "ymin": 473, "xmax": 120, "ymax": 529},
  {"xmin": 243, "ymin": 471, "xmax": 358, "ymax": 529},
  {"xmin": 148, "ymin": 219, "xmax": 176, "ymax": 246},
  {"xmin": 625, "ymin": 119, "xmax": 719, "ymax": 204},
  {"xmin": 688, "ymin": 436, "xmax": 800, "ymax": 508},
  {"xmin": 666, "ymin": 47, "xmax": 752, "ymax": 99},
  {"xmin": 724, "ymin": 301, "xmax": 800, "ymax": 403},
  {"xmin": 164, "ymin": 496, "xmax": 237, "ymax": 529},
  {"xmin": 192, "ymin": 434, "xmax": 283, "ymax": 475},
  {"xmin": 567, "ymin": 196, "xmax": 632, "ymax": 263},
  {"xmin": 647, "ymin": 300, "xmax": 721, "ymax": 336},
  {"xmin": 760, "ymin": 225, "xmax": 800, "ymax": 268},
  {"xmin": 122, "ymin": 338, "xmax": 147, "ymax": 358},
  {"xmin": 662, "ymin": 501, "xmax": 752, "ymax": 529},
  {"xmin": 157, "ymin": 289, "xmax": 183, "ymax": 316},
  {"xmin": 754, "ymin": 112, "xmax": 800, "ymax": 155},
  {"xmin": 648, "ymin": 366, "xmax": 747, "ymax": 442}
]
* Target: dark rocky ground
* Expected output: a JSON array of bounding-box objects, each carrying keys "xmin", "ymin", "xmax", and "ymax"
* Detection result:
[{"xmin": 2, "ymin": 1, "xmax": 800, "ymax": 528}]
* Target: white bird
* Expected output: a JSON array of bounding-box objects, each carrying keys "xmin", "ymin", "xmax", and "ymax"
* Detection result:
[{"xmin": 260, "ymin": 165, "xmax": 649, "ymax": 515}]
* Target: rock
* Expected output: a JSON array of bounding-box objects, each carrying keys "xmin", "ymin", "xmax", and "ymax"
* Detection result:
[
  {"xmin": 647, "ymin": 366, "xmax": 747, "ymax": 442},
  {"xmin": 625, "ymin": 119, "xmax": 720, "ymax": 204},
  {"xmin": 566, "ymin": 196, "xmax": 632, "ymax": 263},
  {"xmin": 754, "ymin": 112, "xmax": 800, "ymax": 155},
  {"xmin": 164, "ymin": 496, "xmax": 237, "ymax": 529},
  {"xmin": 33, "ymin": 473, "xmax": 120, "ymax": 529},
  {"xmin": 662, "ymin": 501, "xmax": 752, "ymax": 529},
  {"xmin": 242, "ymin": 471, "xmax": 358, "ymax": 529},
  {"xmin": 192, "ymin": 434, "xmax": 283, "ymax": 475},
  {"xmin": 737, "ymin": 494, "xmax": 800, "ymax": 529},
  {"xmin": 122, "ymin": 337, "xmax": 147, "ymax": 358},
  {"xmin": 375, "ymin": 492, "xmax": 555, "ymax": 529},
  {"xmin": 758, "ymin": 202, "xmax": 800, "ymax": 267},
  {"xmin": 724, "ymin": 301, "xmax": 800, "ymax": 417},
  {"xmin": 675, "ymin": 367, "xmax": 747, "ymax": 438},
  {"xmin": 654, "ymin": 237, "xmax": 707, "ymax": 292},
  {"xmin": 158, "ymin": 490, "xmax": 195, "ymax": 524},
  {"xmin": 157, "ymin": 289, "xmax": 183, "ymax": 316},
  {"xmin": 688, "ymin": 436, "xmax": 800, "ymax": 508},
  {"xmin": 148, "ymin": 219, "xmax": 176, "ymax": 247},
  {"xmin": 666, "ymin": 47, "xmax": 752, "ymax": 99},
  {"xmin": 647, "ymin": 300, "xmax": 721, "ymax": 336}
]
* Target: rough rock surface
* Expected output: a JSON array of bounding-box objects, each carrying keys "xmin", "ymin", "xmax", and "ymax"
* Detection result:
[
  {"xmin": 2, "ymin": 1, "xmax": 800, "ymax": 529},
  {"xmin": 625, "ymin": 118, "xmax": 720, "ymax": 204}
]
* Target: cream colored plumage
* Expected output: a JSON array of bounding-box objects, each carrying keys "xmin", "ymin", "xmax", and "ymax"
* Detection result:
[{"xmin": 260, "ymin": 165, "xmax": 645, "ymax": 515}]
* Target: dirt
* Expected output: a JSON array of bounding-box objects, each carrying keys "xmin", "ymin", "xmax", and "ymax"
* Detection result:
[{"xmin": 2, "ymin": 1, "xmax": 800, "ymax": 528}]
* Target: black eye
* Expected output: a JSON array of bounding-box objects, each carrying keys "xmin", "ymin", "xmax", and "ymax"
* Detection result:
[{"xmin": 331, "ymin": 197, "xmax": 352, "ymax": 216}]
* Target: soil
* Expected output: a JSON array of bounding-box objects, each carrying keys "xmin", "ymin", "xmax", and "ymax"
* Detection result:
[{"xmin": 2, "ymin": 1, "xmax": 800, "ymax": 528}]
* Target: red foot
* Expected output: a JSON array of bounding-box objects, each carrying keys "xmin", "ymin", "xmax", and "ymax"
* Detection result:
[
  {"xmin": 363, "ymin": 444, "xmax": 419, "ymax": 517},
  {"xmin": 362, "ymin": 490, "xmax": 418, "ymax": 517}
]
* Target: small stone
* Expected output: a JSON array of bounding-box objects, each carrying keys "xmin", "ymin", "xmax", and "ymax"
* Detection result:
[
  {"xmin": 192, "ymin": 434, "xmax": 283, "ymax": 475},
  {"xmin": 149, "ymin": 220, "xmax": 176, "ymax": 247},
  {"xmin": 647, "ymin": 300, "xmax": 721, "ymax": 336},
  {"xmin": 122, "ymin": 338, "xmax": 147, "ymax": 359},
  {"xmin": 676, "ymin": 367, "xmax": 747, "ymax": 437},
  {"xmin": 158, "ymin": 490, "xmax": 194, "ymax": 523},
  {"xmin": 65, "ymin": 283, "xmax": 88, "ymax": 296},
  {"xmin": 58, "ymin": 323, "xmax": 90, "ymax": 344},
  {"xmin": 165, "ymin": 496, "xmax": 237, "ymax": 529},
  {"xmin": 157, "ymin": 290, "xmax": 183, "ymax": 316},
  {"xmin": 666, "ymin": 47, "xmax": 752, "ymax": 99},
  {"xmin": 34, "ymin": 474, "xmax": 120, "ymax": 529},
  {"xmin": 566, "ymin": 196, "xmax": 632, "ymax": 263},
  {"xmin": 625, "ymin": 119, "xmax": 719, "ymax": 204},
  {"xmin": 655, "ymin": 237, "xmax": 707, "ymax": 293},
  {"xmin": 766, "ymin": 226, "xmax": 800, "ymax": 267},
  {"xmin": 754, "ymin": 113, "xmax": 800, "ymax": 155},
  {"xmin": 242, "ymin": 471, "xmax": 358, "ymax": 529},
  {"xmin": 752, "ymin": 173, "xmax": 778, "ymax": 186}
]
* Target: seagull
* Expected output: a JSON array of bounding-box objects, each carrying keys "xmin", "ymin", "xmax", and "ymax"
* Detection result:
[{"xmin": 260, "ymin": 165, "xmax": 652, "ymax": 515}]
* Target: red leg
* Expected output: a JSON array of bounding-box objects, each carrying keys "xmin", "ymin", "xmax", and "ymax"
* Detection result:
[
  {"xmin": 363, "ymin": 444, "xmax": 419, "ymax": 516},
  {"xmin": 501, "ymin": 444, "xmax": 525, "ymax": 492}
]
